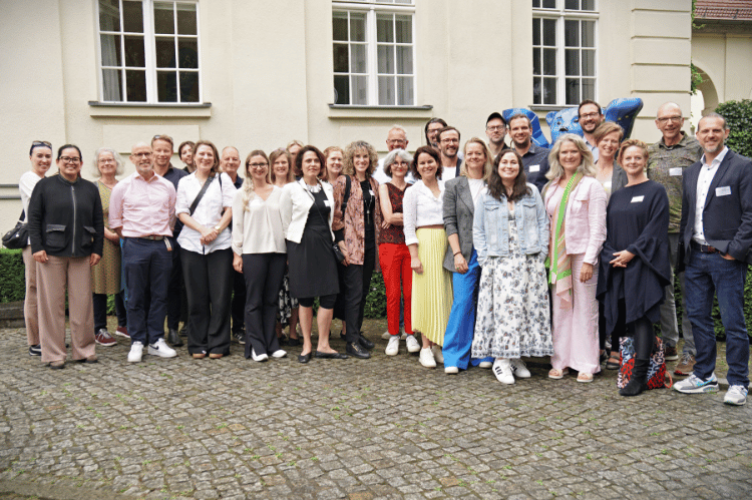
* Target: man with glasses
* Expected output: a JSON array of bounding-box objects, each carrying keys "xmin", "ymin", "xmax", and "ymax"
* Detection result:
[
  {"xmin": 374, "ymin": 125, "xmax": 415, "ymax": 185},
  {"xmin": 438, "ymin": 126, "xmax": 462, "ymax": 181},
  {"xmin": 647, "ymin": 102, "xmax": 703, "ymax": 373},
  {"xmin": 508, "ymin": 113, "xmax": 549, "ymax": 192},
  {"xmin": 425, "ymin": 118, "xmax": 447, "ymax": 149},
  {"xmin": 578, "ymin": 100, "xmax": 604, "ymax": 161},
  {"xmin": 110, "ymin": 143, "xmax": 178, "ymax": 363},
  {"xmin": 152, "ymin": 135, "xmax": 187, "ymax": 347},
  {"xmin": 485, "ymin": 112, "xmax": 510, "ymax": 159}
]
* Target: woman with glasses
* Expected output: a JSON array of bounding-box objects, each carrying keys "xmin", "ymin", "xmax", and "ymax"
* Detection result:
[
  {"xmin": 19, "ymin": 141, "xmax": 53, "ymax": 357},
  {"xmin": 232, "ymin": 150, "xmax": 287, "ymax": 362},
  {"xmin": 27, "ymin": 144, "xmax": 104, "ymax": 369},
  {"xmin": 176, "ymin": 140, "xmax": 237, "ymax": 359},
  {"xmin": 90, "ymin": 147, "xmax": 128, "ymax": 348}
]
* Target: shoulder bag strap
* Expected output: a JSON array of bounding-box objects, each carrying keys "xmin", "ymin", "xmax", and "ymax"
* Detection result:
[{"xmin": 189, "ymin": 175, "xmax": 215, "ymax": 216}]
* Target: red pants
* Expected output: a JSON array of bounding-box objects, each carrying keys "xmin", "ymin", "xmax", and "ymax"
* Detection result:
[{"xmin": 378, "ymin": 243, "xmax": 412, "ymax": 335}]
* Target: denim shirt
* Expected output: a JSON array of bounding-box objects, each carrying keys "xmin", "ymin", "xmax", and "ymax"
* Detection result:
[{"xmin": 473, "ymin": 183, "xmax": 549, "ymax": 267}]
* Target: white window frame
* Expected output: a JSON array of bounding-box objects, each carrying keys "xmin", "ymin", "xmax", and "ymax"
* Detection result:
[
  {"xmin": 95, "ymin": 0, "xmax": 202, "ymax": 104},
  {"xmin": 332, "ymin": 1, "xmax": 416, "ymax": 106},
  {"xmin": 533, "ymin": 0, "xmax": 598, "ymax": 106}
]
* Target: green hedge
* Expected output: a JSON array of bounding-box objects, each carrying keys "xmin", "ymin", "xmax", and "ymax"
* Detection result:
[
  {"xmin": 715, "ymin": 99, "xmax": 752, "ymax": 158},
  {"xmin": 0, "ymin": 249, "xmax": 25, "ymax": 303}
]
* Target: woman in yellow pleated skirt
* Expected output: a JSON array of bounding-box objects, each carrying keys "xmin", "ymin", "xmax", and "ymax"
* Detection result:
[{"xmin": 412, "ymin": 227, "xmax": 453, "ymax": 346}]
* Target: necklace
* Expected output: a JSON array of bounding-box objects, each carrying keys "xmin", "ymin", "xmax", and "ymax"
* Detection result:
[{"xmin": 305, "ymin": 183, "xmax": 321, "ymax": 194}]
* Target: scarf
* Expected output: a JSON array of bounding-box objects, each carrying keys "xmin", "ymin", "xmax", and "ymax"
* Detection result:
[{"xmin": 546, "ymin": 173, "xmax": 583, "ymax": 309}]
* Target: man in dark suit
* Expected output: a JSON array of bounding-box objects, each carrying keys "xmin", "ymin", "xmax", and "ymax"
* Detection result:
[{"xmin": 674, "ymin": 113, "xmax": 752, "ymax": 405}]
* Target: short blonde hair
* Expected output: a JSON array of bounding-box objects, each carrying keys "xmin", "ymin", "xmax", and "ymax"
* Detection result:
[
  {"xmin": 546, "ymin": 134, "xmax": 597, "ymax": 180},
  {"xmin": 593, "ymin": 122, "xmax": 624, "ymax": 145},
  {"xmin": 617, "ymin": 139, "xmax": 650, "ymax": 165},
  {"xmin": 343, "ymin": 141, "xmax": 378, "ymax": 177}
]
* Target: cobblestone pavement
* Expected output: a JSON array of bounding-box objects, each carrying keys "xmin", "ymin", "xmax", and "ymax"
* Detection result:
[{"xmin": 1, "ymin": 322, "xmax": 751, "ymax": 500}]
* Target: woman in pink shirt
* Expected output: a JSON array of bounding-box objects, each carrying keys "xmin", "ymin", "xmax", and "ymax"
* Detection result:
[{"xmin": 543, "ymin": 134, "xmax": 607, "ymax": 383}]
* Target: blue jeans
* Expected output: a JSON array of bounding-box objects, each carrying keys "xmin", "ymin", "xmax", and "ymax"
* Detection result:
[
  {"xmin": 684, "ymin": 250, "xmax": 749, "ymax": 387},
  {"xmin": 443, "ymin": 250, "xmax": 493, "ymax": 369}
]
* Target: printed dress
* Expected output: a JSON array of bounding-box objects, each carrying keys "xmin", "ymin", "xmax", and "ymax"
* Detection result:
[{"xmin": 472, "ymin": 207, "xmax": 553, "ymax": 359}]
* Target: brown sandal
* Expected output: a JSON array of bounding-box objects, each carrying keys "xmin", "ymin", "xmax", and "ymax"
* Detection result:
[{"xmin": 606, "ymin": 353, "xmax": 620, "ymax": 370}]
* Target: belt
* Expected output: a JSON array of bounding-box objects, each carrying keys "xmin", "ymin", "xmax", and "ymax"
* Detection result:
[
  {"xmin": 690, "ymin": 241, "xmax": 717, "ymax": 253},
  {"xmin": 139, "ymin": 235, "xmax": 165, "ymax": 241}
]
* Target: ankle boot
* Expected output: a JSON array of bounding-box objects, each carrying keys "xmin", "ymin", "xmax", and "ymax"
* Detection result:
[{"xmin": 619, "ymin": 358, "xmax": 649, "ymax": 397}]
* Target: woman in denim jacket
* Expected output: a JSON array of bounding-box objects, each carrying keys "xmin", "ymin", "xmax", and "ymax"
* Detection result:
[{"xmin": 472, "ymin": 150, "xmax": 552, "ymax": 384}]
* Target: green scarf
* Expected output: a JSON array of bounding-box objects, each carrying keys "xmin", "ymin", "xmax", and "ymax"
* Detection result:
[{"xmin": 546, "ymin": 173, "xmax": 583, "ymax": 309}]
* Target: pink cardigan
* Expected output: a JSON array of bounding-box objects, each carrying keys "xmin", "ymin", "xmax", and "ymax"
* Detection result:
[{"xmin": 545, "ymin": 175, "xmax": 607, "ymax": 266}]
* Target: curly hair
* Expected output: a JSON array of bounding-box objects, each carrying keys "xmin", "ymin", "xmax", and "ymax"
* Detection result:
[
  {"xmin": 410, "ymin": 146, "xmax": 442, "ymax": 181},
  {"xmin": 383, "ymin": 148, "xmax": 413, "ymax": 178},
  {"xmin": 343, "ymin": 140, "xmax": 378, "ymax": 177},
  {"xmin": 546, "ymin": 134, "xmax": 597, "ymax": 180},
  {"xmin": 487, "ymin": 150, "xmax": 530, "ymax": 202},
  {"xmin": 294, "ymin": 145, "xmax": 327, "ymax": 180},
  {"xmin": 269, "ymin": 148, "xmax": 295, "ymax": 184},
  {"xmin": 617, "ymin": 138, "xmax": 650, "ymax": 165},
  {"xmin": 193, "ymin": 140, "xmax": 221, "ymax": 174}
]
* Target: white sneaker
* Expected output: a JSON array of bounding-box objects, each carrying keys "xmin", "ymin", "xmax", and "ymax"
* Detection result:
[
  {"xmin": 724, "ymin": 385, "xmax": 748, "ymax": 406},
  {"xmin": 271, "ymin": 350, "xmax": 287, "ymax": 359},
  {"xmin": 405, "ymin": 334, "xmax": 421, "ymax": 353},
  {"xmin": 431, "ymin": 345, "xmax": 444, "ymax": 364},
  {"xmin": 252, "ymin": 348, "xmax": 269, "ymax": 362},
  {"xmin": 478, "ymin": 361, "xmax": 493, "ymax": 369},
  {"xmin": 510, "ymin": 358, "xmax": 531, "ymax": 378},
  {"xmin": 381, "ymin": 330, "xmax": 391, "ymax": 340},
  {"xmin": 419, "ymin": 347, "xmax": 436, "ymax": 368},
  {"xmin": 148, "ymin": 338, "xmax": 177, "ymax": 358},
  {"xmin": 493, "ymin": 359, "xmax": 515, "ymax": 384},
  {"xmin": 444, "ymin": 366, "xmax": 458, "ymax": 374},
  {"xmin": 385, "ymin": 336, "xmax": 400, "ymax": 356},
  {"xmin": 127, "ymin": 341, "xmax": 144, "ymax": 363}
]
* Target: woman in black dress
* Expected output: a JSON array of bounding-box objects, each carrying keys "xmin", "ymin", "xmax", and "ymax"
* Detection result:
[
  {"xmin": 596, "ymin": 139, "xmax": 671, "ymax": 396},
  {"xmin": 280, "ymin": 146, "xmax": 347, "ymax": 363}
]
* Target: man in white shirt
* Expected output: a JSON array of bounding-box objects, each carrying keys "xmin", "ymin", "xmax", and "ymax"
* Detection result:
[{"xmin": 438, "ymin": 126, "xmax": 462, "ymax": 181}]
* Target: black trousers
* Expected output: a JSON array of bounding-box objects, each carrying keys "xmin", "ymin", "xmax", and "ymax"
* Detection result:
[
  {"xmin": 181, "ymin": 248, "xmax": 233, "ymax": 355},
  {"xmin": 613, "ymin": 300, "xmax": 655, "ymax": 359},
  {"xmin": 232, "ymin": 268, "xmax": 246, "ymax": 334},
  {"xmin": 343, "ymin": 245, "xmax": 376, "ymax": 344},
  {"xmin": 242, "ymin": 253, "xmax": 286, "ymax": 358},
  {"xmin": 166, "ymin": 237, "xmax": 186, "ymax": 331},
  {"xmin": 93, "ymin": 291, "xmax": 127, "ymax": 332}
]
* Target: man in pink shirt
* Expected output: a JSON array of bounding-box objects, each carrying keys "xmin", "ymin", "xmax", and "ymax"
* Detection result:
[{"xmin": 110, "ymin": 142, "xmax": 178, "ymax": 363}]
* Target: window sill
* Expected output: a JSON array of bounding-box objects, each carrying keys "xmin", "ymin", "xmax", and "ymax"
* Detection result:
[
  {"xmin": 529, "ymin": 105, "xmax": 570, "ymax": 112},
  {"xmin": 328, "ymin": 104, "xmax": 433, "ymax": 119},
  {"xmin": 88, "ymin": 101, "xmax": 212, "ymax": 118}
]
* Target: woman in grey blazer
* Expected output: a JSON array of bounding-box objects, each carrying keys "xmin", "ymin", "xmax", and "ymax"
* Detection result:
[{"xmin": 441, "ymin": 138, "xmax": 495, "ymax": 374}]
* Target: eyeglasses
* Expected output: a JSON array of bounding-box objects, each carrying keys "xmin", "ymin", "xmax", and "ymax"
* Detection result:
[
  {"xmin": 132, "ymin": 152, "xmax": 152, "ymax": 158},
  {"xmin": 657, "ymin": 115, "xmax": 683, "ymax": 124},
  {"xmin": 387, "ymin": 139, "xmax": 406, "ymax": 145},
  {"xmin": 440, "ymin": 138, "xmax": 459, "ymax": 144},
  {"xmin": 249, "ymin": 162, "xmax": 269, "ymax": 168},
  {"xmin": 60, "ymin": 156, "xmax": 81, "ymax": 163},
  {"xmin": 579, "ymin": 112, "xmax": 600, "ymax": 120},
  {"xmin": 486, "ymin": 125, "xmax": 505, "ymax": 131}
]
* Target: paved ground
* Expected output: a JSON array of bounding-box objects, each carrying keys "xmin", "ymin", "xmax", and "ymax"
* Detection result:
[{"xmin": 1, "ymin": 320, "xmax": 751, "ymax": 500}]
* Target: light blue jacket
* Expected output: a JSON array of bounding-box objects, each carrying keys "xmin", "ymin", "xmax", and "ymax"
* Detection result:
[{"xmin": 473, "ymin": 183, "xmax": 549, "ymax": 267}]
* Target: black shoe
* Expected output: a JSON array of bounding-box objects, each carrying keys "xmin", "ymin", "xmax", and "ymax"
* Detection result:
[
  {"xmin": 29, "ymin": 344, "xmax": 41, "ymax": 357},
  {"xmin": 339, "ymin": 330, "xmax": 346, "ymax": 341},
  {"xmin": 278, "ymin": 335, "xmax": 288, "ymax": 346},
  {"xmin": 358, "ymin": 335, "xmax": 375, "ymax": 350},
  {"xmin": 288, "ymin": 337, "xmax": 301, "ymax": 347},
  {"xmin": 346, "ymin": 342, "xmax": 371, "ymax": 359},
  {"xmin": 167, "ymin": 328, "xmax": 183, "ymax": 347},
  {"xmin": 179, "ymin": 325, "xmax": 188, "ymax": 337},
  {"xmin": 315, "ymin": 351, "xmax": 348, "ymax": 360},
  {"xmin": 233, "ymin": 331, "xmax": 246, "ymax": 345},
  {"xmin": 619, "ymin": 358, "xmax": 649, "ymax": 397},
  {"xmin": 298, "ymin": 352, "xmax": 312, "ymax": 364}
]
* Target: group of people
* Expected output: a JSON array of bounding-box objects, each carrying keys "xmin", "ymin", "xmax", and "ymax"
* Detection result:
[{"xmin": 19, "ymin": 99, "xmax": 752, "ymax": 405}]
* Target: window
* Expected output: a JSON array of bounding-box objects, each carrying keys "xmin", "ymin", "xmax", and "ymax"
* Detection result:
[
  {"xmin": 532, "ymin": 0, "xmax": 597, "ymax": 106},
  {"xmin": 332, "ymin": 1, "xmax": 415, "ymax": 106},
  {"xmin": 97, "ymin": 0, "xmax": 200, "ymax": 103}
]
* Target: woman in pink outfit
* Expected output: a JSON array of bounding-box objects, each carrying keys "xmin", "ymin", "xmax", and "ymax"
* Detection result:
[{"xmin": 543, "ymin": 134, "xmax": 607, "ymax": 383}]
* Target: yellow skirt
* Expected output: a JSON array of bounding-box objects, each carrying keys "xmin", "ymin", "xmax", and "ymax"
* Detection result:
[{"xmin": 411, "ymin": 228, "xmax": 453, "ymax": 346}]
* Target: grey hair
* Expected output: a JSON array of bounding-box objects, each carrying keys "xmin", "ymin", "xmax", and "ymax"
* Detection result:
[
  {"xmin": 92, "ymin": 147, "xmax": 124, "ymax": 177},
  {"xmin": 388, "ymin": 124, "xmax": 407, "ymax": 137},
  {"xmin": 546, "ymin": 134, "xmax": 597, "ymax": 180},
  {"xmin": 382, "ymin": 148, "xmax": 414, "ymax": 177}
]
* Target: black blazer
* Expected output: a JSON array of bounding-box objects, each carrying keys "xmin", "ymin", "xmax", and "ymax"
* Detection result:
[{"xmin": 677, "ymin": 149, "xmax": 752, "ymax": 269}]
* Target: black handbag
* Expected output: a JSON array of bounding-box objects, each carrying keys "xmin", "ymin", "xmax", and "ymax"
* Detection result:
[{"xmin": 2, "ymin": 210, "xmax": 29, "ymax": 249}]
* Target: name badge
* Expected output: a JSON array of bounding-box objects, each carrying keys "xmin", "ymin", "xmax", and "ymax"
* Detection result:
[
  {"xmin": 669, "ymin": 167, "xmax": 682, "ymax": 177},
  {"xmin": 716, "ymin": 186, "xmax": 731, "ymax": 197},
  {"xmin": 529, "ymin": 165, "xmax": 540, "ymax": 173},
  {"xmin": 324, "ymin": 200, "xmax": 331, "ymax": 207},
  {"xmin": 631, "ymin": 196, "xmax": 644, "ymax": 203}
]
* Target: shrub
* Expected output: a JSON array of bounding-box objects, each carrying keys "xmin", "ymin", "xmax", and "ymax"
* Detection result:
[
  {"xmin": 0, "ymin": 249, "xmax": 25, "ymax": 303},
  {"xmin": 715, "ymin": 99, "xmax": 752, "ymax": 158}
]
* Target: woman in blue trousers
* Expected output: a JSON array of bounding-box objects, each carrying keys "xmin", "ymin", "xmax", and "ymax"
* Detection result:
[{"xmin": 441, "ymin": 138, "xmax": 495, "ymax": 374}]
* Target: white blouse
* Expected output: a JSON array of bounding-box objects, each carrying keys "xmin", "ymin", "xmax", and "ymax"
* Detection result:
[
  {"xmin": 176, "ymin": 172, "xmax": 237, "ymax": 254},
  {"xmin": 231, "ymin": 186, "xmax": 286, "ymax": 255},
  {"xmin": 402, "ymin": 180, "xmax": 445, "ymax": 246}
]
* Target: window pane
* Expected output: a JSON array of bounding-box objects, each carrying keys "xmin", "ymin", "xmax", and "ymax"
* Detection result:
[
  {"xmin": 565, "ymin": 49, "xmax": 579, "ymax": 76},
  {"xmin": 533, "ymin": 0, "xmax": 540, "ymax": 7},
  {"xmin": 156, "ymin": 37, "xmax": 175, "ymax": 68},
  {"xmin": 396, "ymin": 45, "xmax": 412, "ymax": 74},
  {"xmin": 180, "ymin": 72, "xmax": 200, "ymax": 102},
  {"xmin": 582, "ymin": 78, "xmax": 595, "ymax": 100},
  {"xmin": 377, "ymin": 14, "xmax": 393, "ymax": 43},
  {"xmin": 533, "ymin": 48, "xmax": 541, "ymax": 75},
  {"xmin": 565, "ymin": 20, "xmax": 579, "ymax": 47},
  {"xmin": 378, "ymin": 45, "xmax": 394, "ymax": 74},
  {"xmin": 177, "ymin": 3, "xmax": 197, "ymax": 35},
  {"xmin": 334, "ymin": 75, "xmax": 350, "ymax": 104},
  {"xmin": 178, "ymin": 38, "xmax": 199, "ymax": 69},
  {"xmin": 351, "ymin": 44, "xmax": 367, "ymax": 73},
  {"xmin": 124, "ymin": 35, "xmax": 145, "ymax": 67},
  {"xmin": 543, "ymin": 19, "xmax": 556, "ymax": 46},
  {"xmin": 566, "ymin": 78, "xmax": 580, "ymax": 104},
  {"xmin": 533, "ymin": 77, "xmax": 542, "ymax": 104},
  {"xmin": 543, "ymin": 48, "xmax": 556, "ymax": 75},
  {"xmin": 99, "ymin": 0, "xmax": 120, "ymax": 31},
  {"xmin": 533, "ymin": 18, "xmax": 540, "ymax": 46},
  {"xmin": 351, "ymin": 75, "xmax": 368, "ymax": 105},
  {"xmin": 157, "ymin": 71, "xmax": 178, "ymax": 102},
  {"xmin": 100, "ymin": 34, "xmax": 122, "ymax": 66},
  {"xmin": 543, "ymin": 0, "xmax": 556, "ymax": 8},
  {"xmin": 543, "ymin": 77, "xmax": 557, "ymax": 104},
  {"xmin": 125, "ymin": 69, "xmax": 146, "ymax": 101},
  {"xmin": 582, "ymin": 49, "xmax": 595, "ymax": 76},
  {"xmin": 395, "ymin": 15, "xmax": 411, "ymax": 43},
  {"xmin": 394, "ymin": 0, "xmax": 412, "ymax": 4},
  {"xmin": 333, "ymin": 12, "xmax": 348, "ymax": 41},
  {"xmin": 581, "ymin": 0, "xmax": 596, "ymax": 11},
  {"xmin": 122, "ymin": 0, "xmax": 143, "ymax": 33},
  {"xmin": 154, "ymin": 2, "xmax": 174, "ymax": 34},
  {"xmin": 565, "ymin": 0, "xmax": 579, "ymax": 10},
  {"xmin": 102, "ymin": 68, "xmax": 123, "ymax": 101},
  {"xmin": 333, "ymin": 43, "xmax": 349, "ymax": 73},
  {"xmin": 378, "ymin": 76, "xmax": 395, "ymax": 105},
  {"xmin": 397, "ymin": 76, "xmax": 413, "ymax": 105},
  {"xmin": 350, "ymin": 12, "xmax": 366, "ymax": 42},
  {"xmin": 582, "ymin": 21, "xmax": 595, "ymax": 47}
]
